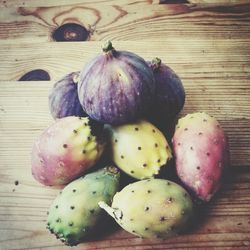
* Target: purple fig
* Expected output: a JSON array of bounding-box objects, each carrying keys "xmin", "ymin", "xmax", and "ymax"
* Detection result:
[
  {"xmin": 147, "ymin": 58, "xmax": 185, "ymax": 130},
  {"xmin": 49, "ymin": 72, "xmax": 87, "ymax": 119},
  {"xmin": 78, "ymin": 41, "xmax": 155, "ymax": 125}
]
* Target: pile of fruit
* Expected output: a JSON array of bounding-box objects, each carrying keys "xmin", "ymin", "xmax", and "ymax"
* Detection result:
[{"xmin": 31, "ymin": 41, "xmax": 229, "ymax": 246}]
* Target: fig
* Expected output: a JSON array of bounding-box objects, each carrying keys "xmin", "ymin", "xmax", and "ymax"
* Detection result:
[
  {"xmin": 147, "ymin": 58, "xmax": 185, "ymax": 130},
  {"xmin": 78, "ymin": 41, "xmax": 155, "ymax": 125},
  {"xmin": 49, "ymin": 72, "xmax": 87, "ymax": 119}
]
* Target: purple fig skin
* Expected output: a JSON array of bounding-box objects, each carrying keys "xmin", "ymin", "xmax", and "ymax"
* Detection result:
[
  {"xmin": 172, "ymin": 112, "xmax": 230, "ymax": 202},
  {"xmin": 49, "ymin": 72, "xmax": 87, "ymax": 119},
  {"xmin": 147, "ymin": 58, "xmax": 185, "ymax": 130},
  {"xmin": 78, "ymin": 41, "xmax": 155, "ymax": 125}
]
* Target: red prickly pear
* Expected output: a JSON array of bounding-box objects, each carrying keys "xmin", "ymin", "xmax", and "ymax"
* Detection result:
[
  {"xmin": 31, "ymin": 116, "xmax": 105, "ymax": 186},
  {"xmin": 172, "ymin": 112, "xmax": 230, "ymax": 202}
]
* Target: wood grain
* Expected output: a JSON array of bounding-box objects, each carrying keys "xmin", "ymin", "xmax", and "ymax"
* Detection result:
[
  {"xmin": 0, "ymin": 3, "xmax": 249, "ymax": 42},
  {"xmin": 1, "ymin": 0, "xmax": 250, "ymax": 8},
  {"xmin": 0, "ymin": 40, "xmax": 249, "ymax": 81},
  {"xmin": 0, "ymin": 0, "xmax": 160, "ymax": 8},
  {"xmin": 0, "ymin": 1, "xmax": 250, "ymax": 249}
]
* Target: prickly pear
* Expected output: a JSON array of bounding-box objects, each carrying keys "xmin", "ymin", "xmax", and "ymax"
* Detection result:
[
  {"xmin": 99, "ymin": 179, "xmax": 193, "ymax": 239},
  {"xmin": 31, "ymin": 116, "xmax": 105, "ymax": 186},
  {"xmin": 47, "ymin": 166, "xmax": 120, "ymax": 246},
  {"xmin": 172, "ymin": 112, "xmax": 230, "ymax": 202},
  {"xmin": 108, "ymin": 120, "xmax": 172, "ymax": 179}
]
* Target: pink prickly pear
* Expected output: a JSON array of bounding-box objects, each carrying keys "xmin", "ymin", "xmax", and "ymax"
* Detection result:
[
  {"xmin": 31, "ymin": 116, "xmax": 105, "ymax": 186},
  {"xmin": 172, "ymin": 112, "xmax": 230, "ymax": 202}
]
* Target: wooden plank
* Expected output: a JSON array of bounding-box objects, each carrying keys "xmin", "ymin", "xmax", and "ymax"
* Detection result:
[
  {"xmin": 0, "ymin": 40, "xmax": 249, "ymax": 81},
  {"xmin": 0, "ymin": 80, "xmax": 249, "ymax": 167},
  {"xmin": 0, "ymin": 0, "xmax": 159, "ymax": 8},
  {"xmin": 0, "ymin": 167, "xmax": 249, "ymax": 250},
  {"xmin": 0, "ymin": 3, "xmax": 249, "ymax": 42},
  {"xmin": 0, "ymin": 2, "xmax": 250, "ymax": 249},
  {"xmin": 1, "ymin": 0, "xmax": 250, "ymax": 8}
]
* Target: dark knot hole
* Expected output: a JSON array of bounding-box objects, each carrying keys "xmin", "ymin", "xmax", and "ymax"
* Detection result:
[
  {"xmin": 19, "ymin": 69, "xmax": 50, "ymax": 81},
  {"xmin": 52, "ymin": 23, "xmax": 89, "ymax": 42}
]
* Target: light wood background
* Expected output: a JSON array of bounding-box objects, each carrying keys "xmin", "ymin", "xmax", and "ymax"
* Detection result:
[{"xmin": 0, "ymin": 1, "xmax": 250, "ymax": 249}]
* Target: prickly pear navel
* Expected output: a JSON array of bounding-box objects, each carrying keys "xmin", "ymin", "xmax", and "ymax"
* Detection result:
[
  {"xmin": 160, "ymin": 216, "xmax": 166, "ymax": 222},
  {"xmin": 166, "ymin": 197, "xmax": 173, "ymax": 203}
]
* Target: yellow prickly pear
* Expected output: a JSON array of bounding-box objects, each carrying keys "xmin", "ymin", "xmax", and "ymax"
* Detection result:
[
  {"xmin": 99, "ymin": 179, "xmax": 193, "ymax": 239},
  {"xmin": 108, "ymin": 120, "xmax": 172, "ymax": 179}
]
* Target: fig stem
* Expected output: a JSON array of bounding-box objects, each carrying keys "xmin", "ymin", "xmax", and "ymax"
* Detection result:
[
  {"xmin": 151, "ymin": 57, "xmax": 162, "ymax": 70},
  {"xmin": 72, "ymin": 72, "xmax": 80, "ymax": 84},
  {"xmin": 102, "ymin": 40, "xmax": 114, "ymax": 53}
]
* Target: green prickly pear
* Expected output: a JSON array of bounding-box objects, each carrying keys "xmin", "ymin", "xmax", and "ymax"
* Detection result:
[
  {"xmin": 47, "ymin": 166, "xmax": 120, "ymax": 246},
  {"xmin": 172, "ymin": 112, "xmax": 230, "ymax": 202},
  {"xmin": 108, "ymin": 120, "xmax": 172, "ymax": 179},
  {"xmin": 99, "ymin": 179, "xmax": 193, "ymax": 239}
]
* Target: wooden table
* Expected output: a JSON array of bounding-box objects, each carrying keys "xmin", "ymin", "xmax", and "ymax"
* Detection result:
[{"xmin": 0, "ymin": 1, "xmax": 250, "ymax": 249}]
